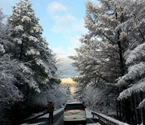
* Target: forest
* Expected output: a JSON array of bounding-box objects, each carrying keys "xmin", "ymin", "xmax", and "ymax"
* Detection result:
[
  {"xmin": 70, "ymin": 0, "xmax": 145, "ymax": 125},
  {"xmin": 1, "ymin": 0, "xmax": 145, "ymax": 125},
  {"xmin": 0, "ymin": 0, "xmax": 72, "ymax": 124}
]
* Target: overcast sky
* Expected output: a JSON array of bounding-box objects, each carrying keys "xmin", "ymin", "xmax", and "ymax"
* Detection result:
[{"xmin": 0, "ymin": 0, "xmax": 90, "ymax": 77}]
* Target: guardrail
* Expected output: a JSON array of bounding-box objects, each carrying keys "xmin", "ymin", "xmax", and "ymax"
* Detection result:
[
  {"xmin": 22, "ymin": 108, "xmax": 64, "ymax": 124},
  {"xmin": 91, "ymin": 111, "xmax": 129, "ymax": 125}
]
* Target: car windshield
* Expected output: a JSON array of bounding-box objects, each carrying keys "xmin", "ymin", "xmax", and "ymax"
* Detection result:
[{"xmin": 65, "ymin": 104, "xmax": 84, "ymax": 110}]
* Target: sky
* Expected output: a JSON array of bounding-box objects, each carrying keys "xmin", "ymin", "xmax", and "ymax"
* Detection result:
[{"xmin": 0, "ymin": 0, "xmax": 91, "ymax": 77}]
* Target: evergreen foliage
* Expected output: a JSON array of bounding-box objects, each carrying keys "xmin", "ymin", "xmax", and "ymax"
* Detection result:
[
  {"xmin": 0, "ymin": 1, "xmax": 70, "ymax": 124},
  {"xmin": 70, "ymin": 0, "xmax": 145, "ymax": 124},
  {"xmin": 8, "ymin": 0, "xmax": 58, "ymax": 87}
]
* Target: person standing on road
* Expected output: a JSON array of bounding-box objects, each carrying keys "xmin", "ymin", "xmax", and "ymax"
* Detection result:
[{"xmin": 48, "ymin": 102, "xmax": 54, "ymax": 123}]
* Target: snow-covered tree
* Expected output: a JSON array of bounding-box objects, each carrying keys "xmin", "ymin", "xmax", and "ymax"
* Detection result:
[
  {"xmin": 112, "ymin": 0, "xmax": 145, "ymax": 49},
  {"xmin": 70, "ymin": 0, "xmax": 130, "ymax": 89},
  {"xmin": 70, "ymin": 0, "xmax": 145, "ymax": 123},
  {"xmin": 8, "ymin": 0, "xmax": 43, "ymax": 60},
  {"xmin": 84, "ymin": 0, "xmax": 129, "ymax": 76},
  {"xmin": 115, "ymin": 0, "xmax": 145, "ymax": 107},
  {"xmin": 0, "ymin": 9, "xmax": 15, "ymax": 56},
  {"xmin": 28, "ymin": 83, "xmax": 72, "ymax": 110},
  {"xmin": 8, "ymin": 0, "xmax": 58, "ymax": 88},
  {"xmin": 78, "ymin": 84, "xmax": 117, "ymax": 115},
  {"xmin": 69, "ymin": 0, "xmax": 128, "ymax": 118},
  {"xmin": 108, "ymin": 0, "xmax": 145, "ymax": 124},
  {"xmin": 112, "ymin": 0, "xmax": 145, "ymax": 109},
  {"xmin": 0, "ymin": 53, "xmax": 39, "ymax": 125},
  {"xmin": 0, "ymin": 2, "xmax": 60, "ymax": 125}
]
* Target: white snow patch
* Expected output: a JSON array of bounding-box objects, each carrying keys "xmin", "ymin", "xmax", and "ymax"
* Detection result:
[
  {"xmin": 21, "ymin": 123, "xmax": 45, "ymax": 125},
  {"xmin": 93, "ymin": 112, "xmax": 129, "ymax": 125},
  {"xmin": 39, "ymin": 108, "xmax": 64, "ymax": 118},
  {"xmin": 21, "ymin": 108, "xmax": 101, "ymax": 125},
  {"xmin": 86, "ymin": 109, "xmax": 93, "ymax": 118},
  {"xmin": 87, "ymin": 123, "xmax": 101, "ymax": 125},
  {"xmin": 21, "ymin": 109, "xmax": 64, "ymax": 125}
]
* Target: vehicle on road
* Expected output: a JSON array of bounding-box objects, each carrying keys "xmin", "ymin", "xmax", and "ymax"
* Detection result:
[{"xmin": 63, "ymin": 101, "xmax": 86, "ymax": 125}]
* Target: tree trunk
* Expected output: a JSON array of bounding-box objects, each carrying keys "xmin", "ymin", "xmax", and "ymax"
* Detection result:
[
  {"xmin": 136, "ymin": 93, "xmax": 142, "ymax": 124},
  {"xmin": 140, "ymin": 92, "xmax": 145, "ymax": 125},
  {"xmin": 131, "ymin": 94, "xmax": 137, "ymax": 125},
  {"xmin": 19, "ymin": 40, "xmax": 24, "ymax": 61},
  {"xmin": 117, "ymin": 30, "xmax": 125, "ymax": 76},
  {"xmin": 116, "ymin": 101, "xmax": 119, "ymax": 118},
  {"xmin": 115, "ymin": 11, "xmax": 125, "ymax": 76},
  {"xmin": 125, "ymin": 99, "xmax": 131, "ymax": 124},
  {"xmin": 117, "ymin": 88, "xmax": 122, "ymax": 120},
  {"xmin": 142, "ymin": 108, "xmax": 145, "ymax": 125}
]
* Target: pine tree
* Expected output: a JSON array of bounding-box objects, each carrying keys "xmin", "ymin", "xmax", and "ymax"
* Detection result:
[
  {"xmin": 114, "ymin": 0, "xmax": 145, "ymax": 124},
  {"xmin": 0, "ymin": 9, "xmax": 15, "ymax": 56},
  {"xmin": 70, "ymin": 0, "xmax": 127, "ymax": 116},
  {"xmin": 8, "ymin": 0, "xmax": 58, "ymax": 87},
  {"xmin": 0, "ymin": 1, "xmax": 60, "ymax": 124}
]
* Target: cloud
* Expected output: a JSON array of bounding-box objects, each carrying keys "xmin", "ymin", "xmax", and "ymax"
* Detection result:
[
  {"xmin": 46, "ymin": 1, "xmax": 88, "ymax": 77},
  {"xmin": 68, "ymin": 39, "xmax": 80, "ymax": 54},
  {"xmin": 53, "ymin": 47, "xmax": 78, "ymax": 77},
  {"xmin": 53, "ymin": 47, "xmax": 73, "ymax": 65},
  {"xmin": 47, "ymin": 1, "xmax": 87, "ymax": 36},
  {"xmin": 47, "ymin": 2, "xmax": 67, "ymax": 14},
  {"xmin": 52, "ymin": 14, "xmax": 76, "ymax": 33},
  {"xmin": 54, "ymin": 14, "xmax": 76, "ymax": 26}
]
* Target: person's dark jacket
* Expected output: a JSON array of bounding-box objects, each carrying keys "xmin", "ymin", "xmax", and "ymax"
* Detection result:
[{"xmin": 48, "ymin": 103, "xmax": 54, "ymax": 112}]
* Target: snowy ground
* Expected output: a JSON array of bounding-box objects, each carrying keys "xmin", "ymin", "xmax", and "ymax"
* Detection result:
[{"xmin": 21, "ymin": 108, "xmax": 101, "ymax": 125}]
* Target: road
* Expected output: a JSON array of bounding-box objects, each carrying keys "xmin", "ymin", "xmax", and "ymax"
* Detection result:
[{"xmin": 21, "ymin": 109, "xmax": 99, "ymax": 125}]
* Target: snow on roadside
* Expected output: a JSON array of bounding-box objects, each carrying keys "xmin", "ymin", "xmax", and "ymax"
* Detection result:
[
  {"xmin": 88, "ymin": 122, "xmax": 101, "ymax": 125},
  {"xmin": 39, "ymin": 108, "xmax": 64, "ymax": 118},
  {"xmin": 22, "ymin": 123, "xmax": 44, "ymax": 125},
  {"xmin": 95, "ymin": 112, "xmax": 129, "ymax": 125},
  {"xmin": 86, "ymin": 109, "xmax": 93, "ymax": 118},
  {"xmin": 21, "ymin": 108, "xmax": 64, "ymax": 125},
  {"xmin": 86, "ymin": 109, "xmax": 101, "ymax": 125},
  {"xmin": 21, "ymin": 108, "xmax": 100, "ymax": 125},
  {"xmin": 24, "ymin": 112, "xmax": 43, "ymax": 120}
]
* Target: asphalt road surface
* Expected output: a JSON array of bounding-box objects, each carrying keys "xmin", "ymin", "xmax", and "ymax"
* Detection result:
[{"xmin": 22, "ymin": 110, "xmax": 98, "ymax": 125}]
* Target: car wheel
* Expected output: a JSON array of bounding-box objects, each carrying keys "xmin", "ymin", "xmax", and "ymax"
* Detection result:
[
  {"xmin": 83, "ymin": 121, "xmax": 86, "ymax": 125},
  {"xmin": 64, "ymin": 121, "xmax": 66, "ymax": 125}
]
